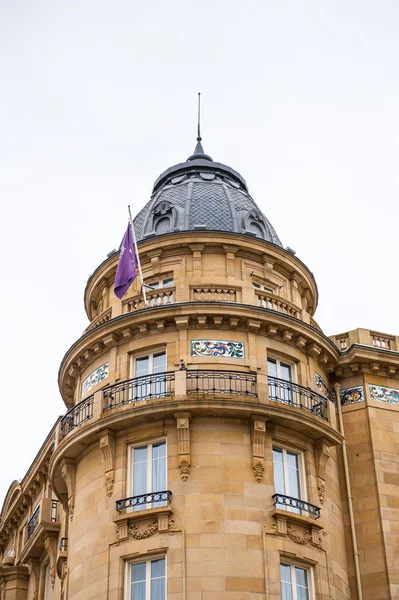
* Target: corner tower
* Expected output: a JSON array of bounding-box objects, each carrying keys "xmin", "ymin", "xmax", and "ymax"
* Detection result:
[{"xmin": 0, "ymin": 136, "xmax": 353, "ymax": 600}]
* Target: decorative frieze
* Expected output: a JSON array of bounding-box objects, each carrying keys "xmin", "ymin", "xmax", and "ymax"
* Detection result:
[
  {"xmin": 369, "ymin": 384, "xmax": 399, "ymax": 404},
  {"xmin": 82, "ymin": 363, "xmax": 109, "ymax": 396},
  {"xmin": 340, "ymin": 386, "xmax": 364, "ymax": 406},
  {"xmin": 315, "ymin": 373, "xmax": 329, "ymax": 397},
  {"xmin": 191, "ymin": 340, "xmax": 244, "ymax": 359}
]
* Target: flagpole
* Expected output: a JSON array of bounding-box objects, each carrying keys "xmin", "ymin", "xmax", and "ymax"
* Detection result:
[{"xmin": 128, "ymin": 205, "xmax": 149, "ymax": 307}]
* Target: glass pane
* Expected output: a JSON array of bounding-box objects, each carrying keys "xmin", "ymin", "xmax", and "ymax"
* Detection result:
[
  {"xmin": 135, "ymin": 357, "xmax": 150, "ymax": 400},
  {"xmin": 151, "ymin": 559, "xmax": 166, "ymax": 600},
  {"xmin": 163, "ymin": 278, "xmax": 173, "ymax": 287},
  {"xmin": 267, "ymin": 359, "xmax": 277, "ymax": 377},
  {"xmin": 295, "ymin": 567, "xmax": 309, "ymax": 600},
  {"xmin": 280, "ymin": 564, "xmax": 293, "ymax": 600},
  {"xmin": 287, "ymin": 452, "xmax": 301, "ymax": 500},
  {"xmin": 152, "ymin": 443, "xmax": 167, "ymax": 506},
  {"xmin": 136, "ymin": 357, "xmax": 149, "ymax": 377},
  {"xmin": 153, "ymin": 353, "xmax": 166, "ymax": 373},
  {"xmin": 131, "ymin": 563, "xmax": 146, "ymax": 600},
  {"xmin": 133, "ymin": 446, "xmax": 148, "ymax": 505},
  {"xmin": 280, "ymin": 363, "xmax": 292, "ymax": 381},
  {"xmin": 273, "ymin": 448, "xmax": 285, "ymax": 497}
]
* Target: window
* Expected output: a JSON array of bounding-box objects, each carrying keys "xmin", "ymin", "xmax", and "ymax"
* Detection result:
[
  {"xmin": 147, "ymin": 277, "xmax": 174, "ymax": 306},
  {"xmin": 253, "ymin": 282, "xmax": 274, "ymax": 309},
  {"xmin": 273, "ymin": 446, "xmax": 305, "ymax": 513},
  {"xmin": 267, "ymin": 358, "xmax": 293, "ymax": 404},
  {"xmin": 133, "ymin": 352, "xmax": 166, "ymax": 400},
  {"xmin": 280, "ymin": 563, "xmax": 311, "ymax": 600},
  {"xmin": 128, "ymin": 558, "xmax": 166, "ymax": 600},
  {"xmin": 130, "ymin": 442, "xmax": 167, "ymax": 509}
]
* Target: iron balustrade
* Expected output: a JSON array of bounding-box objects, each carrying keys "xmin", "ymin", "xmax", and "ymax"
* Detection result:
[
  {"xmin": 27, "ymin": 504, "xmax": 40, "ymax": 539},
  {"xmin": 61, "ymin": 395, "xmax": 94, "ymax": 438},
  {"xmin": 268, "ymin": 376, "xmax": 327, "ymax": 418},
  {"xmin": 116, "ymin": 491, "xmax": 172, "ymax": 513},
  {"xmin": 186, "ymin": 370, "xmax": 257, "ymax": 397},
  {"xmin": 103, "ymin": 372, "xmax": 175, "ymax": 409},
  {"xmin": 59, "ymin": 537, "xmax": 68, "ymax": 552},
  {"xmin": 272, "ymin": 493, "xmax": 321, "ymax": 519},
  {"xmin": 51, "ymin": 500, "xmax": 59, "ymax": 522}
]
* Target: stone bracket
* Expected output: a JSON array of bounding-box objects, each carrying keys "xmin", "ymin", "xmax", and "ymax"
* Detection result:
[
  {"xmin": 44, "ymin": 534, "xmax": 58, "ymax": 589},
  {"xmin": 315, "ymin": 439, "xmax": 330, "ymax": 505},
  {"xmin": 61, "ymin": 459, "xmax": 76, "ymax": 521},
  {"xmin": 251, "ymin": 416, "xmax": 267, "ymax": 482},
  {"xmin": 100, "ymin": 429, "xmax": 116, "ymax": 496},
  {"xmin": 26, "ymin": 558, "xmax": 40, "ymax": 600},
  {"xmin": 175, "ymin": 412, "xmax": 191, "ymax": 481}
]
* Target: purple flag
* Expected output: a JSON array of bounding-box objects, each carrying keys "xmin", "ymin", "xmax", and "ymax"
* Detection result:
[{"xmin": 114, "ymin": 223, "xmax": 138, "ymax": 299}]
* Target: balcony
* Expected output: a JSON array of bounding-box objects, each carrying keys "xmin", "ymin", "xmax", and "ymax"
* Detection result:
[
  {"xmin": 19, "ymin": 499, "xmax": 61, "ymax": 562},
  {"xmin": 272, "ymin": 493, "xmax": 321, "ymax": 519},
  {"xmin": 116, "ymin": 491, "xmax": 172, "ymax": 513},
  {"xmin": 123, "ymin": 287, "xmax": 175, "ymax": 312},
  {"xmin": 113, "ymin": 491, "xmax": 173, "ymax": 542},
  {"xmin": 186, "ymin": 369, "xmax": 257, "ymax": 397},
  {"xmin": 268, "ymin": 376, "xmax": 327, "ymax": 418},
  {"xmin": 60, "ymin": 394, "xmax": 94, "ymax": 438},
  {"xmin": 103, "ymin": 372, "xmax": 176, "ymax": 409}
]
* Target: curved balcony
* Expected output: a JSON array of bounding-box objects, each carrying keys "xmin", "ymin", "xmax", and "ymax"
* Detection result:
[
  {"xmin": 267, "ymin": 376, "xmax": 327, "ymax": 418},
  {"xmin": 272, "ymin": 493, "xmax": 321, "ymax": 519},
  {"xmin": 116, "ymin": 491, "xmax": 172, "ymax": 513},
  {"xmin": 103, "ymin": 372, "xmax": 176, "ymax": 410},
  {"xmin": 186, "ymin": 369, "xmax": 257, "ymax": 397},
  {"xmin": 60, "ymin": 394, "xmax": 94, "ymax": 438}
]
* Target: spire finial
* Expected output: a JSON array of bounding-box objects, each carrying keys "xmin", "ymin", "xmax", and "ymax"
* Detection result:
[{"xmin": 197, "ymin": 92, "xmax": 201, "ymax": 141}]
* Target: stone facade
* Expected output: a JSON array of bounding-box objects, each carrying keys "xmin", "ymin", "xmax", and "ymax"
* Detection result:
[{"xmin": 1, "ymin": 145, "xmax": 399, "ymax": 600}]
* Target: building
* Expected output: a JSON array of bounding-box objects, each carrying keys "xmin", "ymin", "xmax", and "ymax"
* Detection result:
[{"xmin": 1, "ymin": 133, "xmax": 399, "ymax": 600}]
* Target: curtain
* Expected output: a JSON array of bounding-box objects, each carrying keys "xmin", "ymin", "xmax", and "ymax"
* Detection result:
[{"xmin": 152, "ymin": 442, "xmax": 166, "ymax": 507}]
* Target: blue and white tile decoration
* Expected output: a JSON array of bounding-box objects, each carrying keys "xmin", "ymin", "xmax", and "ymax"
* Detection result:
[
  {"xmin": 341, "ymin": 386, "xmax": 364, "ymax": 406},
  {"xmin": 191, "ymin": 340, "xmax": 245, "ymax": 359},
  {"xmin": 369, "ymin": 384, "xmax": 399, "ymax": 404},
  {"xmin": 82, "ymin": 363, "xmax": 109, "ymax": 395}
]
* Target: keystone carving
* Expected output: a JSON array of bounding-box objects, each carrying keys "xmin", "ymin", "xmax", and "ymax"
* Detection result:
[
  {"xmin": 251, "ymin": 417, "xmax": 267, "ymax": 482},
  {"xmin": 61, "ymin": 459, "xmax": 76, "ymax": 521},
  {"xmin": 99, "ymin": 430, "xmax": 116, "ymax": 496},
  {"xmin": 175, "ymin": 413, "xmax": 191, "ymax": 480}
]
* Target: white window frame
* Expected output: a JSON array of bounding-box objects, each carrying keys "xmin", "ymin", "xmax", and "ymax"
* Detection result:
[
  {"xmin": 130, "ymin": 350, "xmax": 167, "ymax": 379},
  {"xmin": 280, "ymin": 561, "xmax": 315, "ymax": 600},
  {"xmin": 125, "ymin": 555, "xmax": 167, "ymax": 600},
  {"xmin": 127, "ymin": 440, "xmax": 168, "ymax": 509},
  {"xmin": 267, "ymin": 356, "xmax": 295, "ymax": 381},
  {"xmin": 272, "ymin": 444, "xmax": 308, "ymax": 505}
]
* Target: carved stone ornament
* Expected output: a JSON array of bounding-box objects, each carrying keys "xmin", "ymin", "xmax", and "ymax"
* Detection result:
[
  {"xmin": 175, "ymin": 413, "xmax": 191, "ymax": 481},
  {"xmin": 128, "ymin": 519, "xmax": 158, "ymax": 540},
  {"xmin": 61, "ymin": 459, "xmax": 76, "ymax": 522},
  {"xmin": 26, "ymin": 558, "xmax": 40, "ymax": 600},
  {"xmin": 100, "ymin": 429, "xmax": 115, "ymax": 496},
  {"xmin": 179, "ymin": 459, "xmax": 190, "ymax": 481},
  {"xmin": 287, "ymin": 524, "xmax": 312, "ymax": 545},
  {"xmin": 251, "ymin": 418, "xmax": 266, "ymax": 482},
  {"xmin": 318, "ymin": 479, "xmax": 326, "ymax": 505}
]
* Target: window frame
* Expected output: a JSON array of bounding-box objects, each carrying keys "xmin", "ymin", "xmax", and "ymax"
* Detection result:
[
  {"xmin": 127, "ymin": 440, "xmax": 168, "ymax": 509},
  {"xmin": 280, "ymin": 560, "xmax": 315, "ymax": 600},
  {"xmin": 124, "ymin": 555, "xmax": 167, "ymax": 600},
  {"xmin": 130, "ymin": 350, "xmax": 167, "ymax": 379},
  {"xmin": 272, "ymin": 443, "xmax": 308, "ymax": 506},
  {"xmin": 267, "ymin": 356, "xmax": 295, "ymax": 382}
]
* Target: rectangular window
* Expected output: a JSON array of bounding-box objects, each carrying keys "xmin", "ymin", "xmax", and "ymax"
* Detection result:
[
  {"xmin": 147, "ymin": 277, "xmax": 174, "ymax": 306},
  {"xmin": 133, "ymin": 352, "xmax": 166, "ymax": 400},
  {"xmin": 130, "ymin": 441, "xmax": 167, "ymax": 509},
  {"xmin": 273, "ymin": 446, "xmax": 304, "ymax": 513},
  {"xmin": 129, "ymin": 558, "xmax": 166, "ymax": 600},
  {"xmin": 267, "ymin": 358, "xmax": 293, "ymax": 404},
  {"xmin": 280, "ymin": 563, "xmax": 311, "ymax": 600}
]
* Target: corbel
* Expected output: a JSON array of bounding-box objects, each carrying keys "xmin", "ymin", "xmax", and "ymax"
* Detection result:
[
  {"xmin": 370, "ymin": 362, "xmax": 381, "ymax": 373},
  {"xmin": 175, "ymin": 316, "xmax": 189, "ymax": 330},
  {"xmin": 307, "ymin": 343, "xmax": 321, "ymax": 358},
  {"xmin": 229, "ymin": 317, "xmax": 239, "ymax": 329},
  {"xmin": 315, "ymin": 439, "xmax": 330, "ymax": 505},
  {"xmin": 246, "ymin": 319, "xmax": 261, "ymax": 333},
  {"xmin": 334, "ymin": 367, "xmax": 344, "ymax": 378},
  {"xmin": 93, "ymin": 342, "xmax": 104, "ymax": 355},
  {"xmin": 319, "ymin": 353, "xmax": 328, "ymax": 365},
  {"xmin": 213, "ymin": 316, "xmax": 223, "ymax": 327},
  {"xmin": 174, "ymin": 413, "xmax": 191, "ymax": 481},
  {"xmin": 350, "ymin": 362, "xmax": 360, "ymax": 374},
  {"xmin": 61, "ymin": 459, "xmax": 76, "ymax": 521},
  {"xmin": 282, "ymin": 330, "xmax": 293, "ymax": 342},
  {"xmin": 189, "ymin": 244, "xmax": 205, "ymax": 277},
  {"xmin": 387, "ymin": 365, "xmax": 397, "ymax": 377},
  {"xmin": 68, "ymin": 363, "xmax": 79, "ymax": 379},
  {"xmin": 103, "ymin": 333, "xmax": 118, "ymax": 348},
  {"xmin": 26, "ymin": 558, "xmax": 40, "ymax": 600},
  {"xmin": 222, "ymin": 245, "xmax": 238, "ymax": 275},
  {"xmin": 156, "ymin": 320, "xmax": 167, "ymax": 333},
  {"xmin": 262, "ymin": 255, "xmax": 275, "ymax": 279},
  {"xmin": 296, "ymin": 335, "xmax": 307, "ymax": 348},
  {"xmin": 121, "ymin": 327, "xmax": 133, "ymax": 341},
  {"xmin": 147, "ymin": 249, "xmax": 163, "ymax": 273},
  {"xmin": 251, "ymin": 416, "xmax": 267, "ymax": 482},
  {"xmin": 99, "ymin": 429, "xmax": 116, "ymax": 497},
  {"xmin": 267, "ymin": 324, "xmax": 278, "ymax": 337},
  {"xmin": 197, "ymin": 316, "xmax": 207, "ymax": 328},
  {"xmin": 84, "ymin": 349, "xmax": 94, "ymax": 362},
  {"xmin": 44, "ymin": 534, "xmax": 58, "ymax": 589}
]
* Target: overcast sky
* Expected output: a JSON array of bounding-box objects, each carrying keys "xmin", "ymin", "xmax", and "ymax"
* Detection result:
[{"xmin": 1, "ymin": 1, "xmax": 398, "ymax": 506}]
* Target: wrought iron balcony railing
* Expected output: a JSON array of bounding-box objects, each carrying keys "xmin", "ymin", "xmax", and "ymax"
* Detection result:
[
  {"xmin": 272, "ymin": 493, "xmax": 321, "ymax": 519},
  {"xmin": 103, "ymin": 372, "xmax": 175, "ymax": 410},
  {"xmin": 116, "ymin": 491, "xmax": 172, "ymax": 513},
  {"xmin": 186, "ymin": 370, "xmax": 257, "ymax": 397},
  {"xmin": 27, "ymin": 505, "xmax": 40, "ymax": 539},
  {"xmin": 60, "ymin": 394, "xmax": 94, "ymax": 438},
  {"xmin": 268, "ymin": 376, "xmax": 327, "ymax": 418}
]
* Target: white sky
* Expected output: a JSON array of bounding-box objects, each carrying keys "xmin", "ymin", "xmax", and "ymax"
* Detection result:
[{"xmin": 1, "ymin": 1, "xmax": 398, "ymax": 506}]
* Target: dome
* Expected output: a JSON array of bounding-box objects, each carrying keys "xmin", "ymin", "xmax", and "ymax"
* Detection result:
[{"xmin": 133, "ymin": 139, "xmax": 282, "ymax": 247}]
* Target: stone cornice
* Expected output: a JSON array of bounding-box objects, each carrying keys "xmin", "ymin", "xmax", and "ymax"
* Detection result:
[
  {"xmin": 334, "ymin": 343, "xmax": 399, "ymax": 378},
  {"xmin": 84, "ymin": 231, "xmax": 319, "ymax": 321},
  {"xmin": 58, "ymin": 302, "xmax": 340, "ymax": 407}
]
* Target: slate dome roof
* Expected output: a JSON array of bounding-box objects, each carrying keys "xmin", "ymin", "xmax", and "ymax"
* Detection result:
[{"xmin": 133, "ymin": 138, "xmax": 282, "ymax": 247}]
